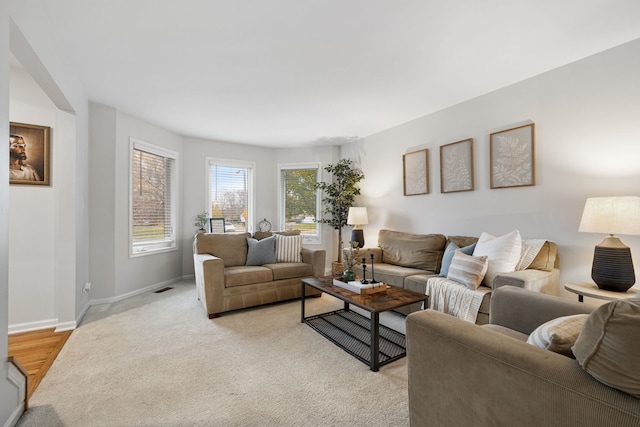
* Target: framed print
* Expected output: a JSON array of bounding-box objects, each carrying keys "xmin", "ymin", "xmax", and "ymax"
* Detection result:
[
  {"xmin": 440, "ymin": 138, "xmax": 474, "ymax": 193},
  {"xmin": 490, "ymin": 123, "xmax": 535, "ymax": 189},
  {"xmin": 9, "ymin": 122, "xmax": 51, "ymax": 186},
  {"xmin": 403, "ymin": 149, "xmax": 429, "ymax": 196}
]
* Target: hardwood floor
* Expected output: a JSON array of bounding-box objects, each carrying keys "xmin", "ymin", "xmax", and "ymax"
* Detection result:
[{"xmin": 8, "ymin": 328, "xmax": 72, "ymax": 400}]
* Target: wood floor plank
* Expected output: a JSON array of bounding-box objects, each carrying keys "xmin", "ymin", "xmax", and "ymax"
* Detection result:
[{"xmin": 7, "ymin": 328, "xmax": 72, "ymax": 401}]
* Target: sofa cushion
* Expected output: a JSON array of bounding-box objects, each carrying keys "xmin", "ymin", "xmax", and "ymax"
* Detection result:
[
  {"xmin": 378, "ymin": 229, "xmax": 446, "ymax": 271},
  {"xmin": 573, "ymin": 298, "xmax": 640, "ymax": 398},
  {"xmin": 528, "ymin": 241, "xmax": 558, "ymax": 272},
  {"xmin": 265, "ymin": 262, "xmax": 313, "ymax": 280},
  {"xmin": 447, "ymin": 235, "xmax": 478, "ymax": 249},
  {"xmin": 472, "ymin": 230, "xmax": 522, "ymax": 287},
  {"xmin": 245, "ymin": 236, "xmax": 277, "ymax": 266},
  {"xmin": 275, "ymin": 234, "xmax": 303, "ymax": 262},
  {"xmin": 516, "ymin": 239, "xmax": 547, "ymax": 271},
  {"xmin": 526, "ymin": 314, "xmax": 589, "ymax": 357},
  {"xmin": 195, "ymin": 232, "xmax": 251, "ymax": 267},
  {"xmin": 447, "ymin": 252, "xmax": 488, "ymax": 290},
  {"xmin": 224, "ymin": 265, "xmax": 273, "ymax": 287}
]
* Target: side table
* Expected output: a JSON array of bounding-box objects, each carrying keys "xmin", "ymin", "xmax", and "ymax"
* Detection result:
[{"xmin": 564, "ymin": 282, "xmax": 639, "ymax": 303}]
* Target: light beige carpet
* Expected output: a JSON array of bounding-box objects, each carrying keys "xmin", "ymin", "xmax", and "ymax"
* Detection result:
[{"xmin": 17, "ymin": 280, "xmax": 410, "ymax": 427}]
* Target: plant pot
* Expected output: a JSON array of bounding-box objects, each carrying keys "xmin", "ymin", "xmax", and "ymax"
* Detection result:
[{"xmin": 332, "ymin": 262, "xmax": 345, "ymax": 276}]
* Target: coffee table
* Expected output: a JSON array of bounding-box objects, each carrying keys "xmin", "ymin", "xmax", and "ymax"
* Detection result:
[{"xmin": 301, "ymin": 276, "xmax": 429, "ymax": 371}]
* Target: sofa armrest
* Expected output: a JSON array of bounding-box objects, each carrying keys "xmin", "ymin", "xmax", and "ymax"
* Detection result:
[
  {"xmin": 301, "ymin": 248, "xmax": 326, "ymax": 277},
  {"xmin": 406, "ymin": 309, "xmax": 640, "ymax": 426},
  {"xmin": 489, "ymin": 286, "xmax": 593, "ymax": 335},
  {"xmin": 193, "ymin": 253, "xmax": 225, "ymax": 317},
  {"xmin": 493, "ymin": 267, "xmax": 560, "ymax": 295}
]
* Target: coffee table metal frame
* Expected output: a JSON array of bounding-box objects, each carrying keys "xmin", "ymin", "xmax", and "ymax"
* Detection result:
[{"xmin": 301, "ymin": 277, "xmax": 428, "ymax": 371}]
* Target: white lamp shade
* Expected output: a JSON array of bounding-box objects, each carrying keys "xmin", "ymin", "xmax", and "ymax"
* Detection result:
[
  {"xmin": 579, "ymin": 196, "xmax": 640, "ymax": 236},
  {"xmin": 347, "ymin": 207, "xmax": 368, "ymax": 226}
]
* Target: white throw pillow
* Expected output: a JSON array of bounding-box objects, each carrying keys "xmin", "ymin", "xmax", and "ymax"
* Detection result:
[
  {"xmin": 527, "ymin": 314, "xmax": 589, "ymax": 357},
  {"xmin": 275, "ymin": 234, "xmax": 303, "ymax": 263},
  {"xmin": 472, "ymin": 230, "xmax": 522, "ymax": 287},
  {"xmin": 516, "ymin": 239, "xmax": 547, "ymax": 271},
  {"xmin": 447, "ymin": 251, "xmax": 489, "ymax": 290}
]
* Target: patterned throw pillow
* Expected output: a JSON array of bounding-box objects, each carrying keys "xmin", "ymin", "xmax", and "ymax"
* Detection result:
[
  {"xmin": 447, "ymin": 251, "xmax": 488, "ymax": 290},
  {"xmin": 275, "ymin": 234, "xmax": 303, "ymax": 263},
  {"xmin": 245, "ymin": 236, "xmax": 277, "ymax": 266},
  {"xmin": 526, "ymin": 314, "xmax": 589, "ymax": 357}
]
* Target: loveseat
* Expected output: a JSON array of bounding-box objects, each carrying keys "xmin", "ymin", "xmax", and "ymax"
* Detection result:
[
  {"xmin": 193, "ymin": 231, "xmax": 326, "ymax": 318},
  {"xmin": 352, "ymin": 229, "xmax": 559, "ymax": 323},
  {"xmin": 406, "ymin": 286, "xmax": 640, "ymax": 426}
]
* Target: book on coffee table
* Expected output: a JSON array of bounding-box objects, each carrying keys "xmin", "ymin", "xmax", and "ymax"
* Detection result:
[{"xmin": 332, "ymin": 278, "xmax": 387, "ymax": 295}]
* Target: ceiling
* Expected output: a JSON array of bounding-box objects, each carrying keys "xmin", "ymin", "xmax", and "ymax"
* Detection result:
[{"xmin": 36, "ymin": 0, "xmax": 640, "ymax": 148}]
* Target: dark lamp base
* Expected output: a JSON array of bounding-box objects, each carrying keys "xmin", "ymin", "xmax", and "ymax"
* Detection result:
[
  {"xmin": 351, "ymin": 229, "xmax": 364, "ymax": 249},
  {"xmin": 591, "ymin": 244, "xmax": 635, "ymax": 292}
]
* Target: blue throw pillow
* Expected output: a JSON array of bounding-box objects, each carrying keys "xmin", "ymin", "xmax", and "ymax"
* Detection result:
[
  {"xmin": 439, "ymin": 242, "xmax": 460, "ymax": 276},
  {"xmin": 245, "ymin": 236, "xmax": 277, "ymax": 266},
  {"xmin": 440, "ymin": 242, "xmax": 477, "ymax": 276}
]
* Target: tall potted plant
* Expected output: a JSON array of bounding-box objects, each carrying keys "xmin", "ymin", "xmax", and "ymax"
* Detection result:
[{"xmin": 314, "ymin": 158, "xmax": 365, "ymax": 273}]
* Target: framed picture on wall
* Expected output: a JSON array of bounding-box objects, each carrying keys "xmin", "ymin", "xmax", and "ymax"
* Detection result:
[
  {"xmin": 490, "ymin": 123, "xmax": 535, "ymax": 189},
  {"xmin": 403, "ymin": 148, "xmax": 429, "ymax": 196},
  {"xmin": 9, "ymin": 122, "xmax": 51, "ymax": 186},
  {"xmin": 440, "ymin": 138, "xmax": 474, "ymax": 193}
]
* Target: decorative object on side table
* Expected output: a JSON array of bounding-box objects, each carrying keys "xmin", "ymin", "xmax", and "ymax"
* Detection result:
[
  {"xmin": 342, "ymin": 241, "xmax": 360, "ymax": 282},
  {"xmin": 194, "ymin": 211, "xmax": 208, "ymax": 233},
  {"xmin": 258, "ymin": 218, "xmax": 272, "ymax": 232},
  {"xmin": 578, "ymin": 196, "xmax": 640, "ymax": 292},
  {"xmin": 347, "ymin": 207, "xmax": 368, "ymax": 249}
]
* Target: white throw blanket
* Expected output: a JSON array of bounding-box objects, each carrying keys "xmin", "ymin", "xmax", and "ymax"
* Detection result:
[{"xmin": 425, "ymin": 277, "xmax": 491, "ymax": 323}]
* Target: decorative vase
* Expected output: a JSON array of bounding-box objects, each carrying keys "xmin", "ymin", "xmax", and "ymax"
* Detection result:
[{"xmin": 342, "ymin": 268, "xmax": 355, "ymax": 282}]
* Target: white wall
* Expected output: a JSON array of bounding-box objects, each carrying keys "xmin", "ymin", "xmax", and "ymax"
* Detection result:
[
  {"xmin": 89, "ymin": 104, "xmax": 185, "ymax": 302},
  {"xmin": 342, "ymin": 38, "xmax": 640, "ymax": 296}
]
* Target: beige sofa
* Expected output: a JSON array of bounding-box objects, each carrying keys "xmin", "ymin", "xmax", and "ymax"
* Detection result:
[
  {"xmin": 406, "ymin": 286, "xmax": 640, "ymax": 426},
  {"xmin": 193, "ymin": 231, "xmax": 326, "ymax": 318},
  {"xmin": 352, "ymin": 229, "xmax": 559, "ymax": 323}
]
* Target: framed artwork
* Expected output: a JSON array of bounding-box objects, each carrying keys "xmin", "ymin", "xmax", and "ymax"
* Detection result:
[
  {"xmin": 403, "ymin": 149, "xmax": 429, "ymax": 196},
  {"xmin": 440, "ymin": 138, "xmax": 474, "ymax": 193},
  {"xmin": 9, "ymin": 122, "xmax": 51, "ymax": 186},
  {"xmin": 490, "ymin": 123, "xmax": 535, "ymax": 189}
]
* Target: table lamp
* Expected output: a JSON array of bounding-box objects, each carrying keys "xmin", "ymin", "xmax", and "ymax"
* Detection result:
[
  {"xmin": 578, "ymin": 196, "xmax": 640, "ymax": 292},
  {"xmin": 347, "ymin": 207, "xmax": 368, "ymax": 249}
]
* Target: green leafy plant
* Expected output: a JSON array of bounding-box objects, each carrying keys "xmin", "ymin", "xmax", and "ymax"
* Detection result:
[
  {"xmin": 314, "ymin": 158, "xmax": 365, "ymax": 263},
  {"xmin": 194, "ymin": 211, "xmax": 208, "ymax": 230}
]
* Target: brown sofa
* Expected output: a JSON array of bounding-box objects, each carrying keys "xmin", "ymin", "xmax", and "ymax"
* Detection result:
[
  {"xmin": 193, "ymin": 231, "xmax": 326, "ymax": 318},
  {"xmin": 406, "ymin": 286, "xmax": 640, "ymax": 426},
  {"xmin": 352, "ymin": 229, "xmax": 559, "ymax": 323}
]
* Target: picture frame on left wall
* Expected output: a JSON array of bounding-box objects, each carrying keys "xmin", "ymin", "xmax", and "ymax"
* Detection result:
[
  {"xmin": 403, "ymin": 148, "xmax": 429, "ymax": 196},
  {"xmin": 9, "ymin": 122, "xmax": 51, "ymax": 186}
]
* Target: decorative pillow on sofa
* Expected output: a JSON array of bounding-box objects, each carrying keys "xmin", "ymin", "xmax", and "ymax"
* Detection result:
[
  {"xmin": 526, "ymin": 314, "xmax": 589, "ymax": 357},
  {"xmin": 275, "ymin": 234, "xmax": 303, "ymax": 263},
  {"xmin": 446, "ymin": 251, "xmax": 488, "ymax": 290},
  {"xmin": 472, "ymin": 230, "xmax": 522, "ymax": 287},
  {"xmin": 245, "ymin": 236, "xmax": 277, "ymax": 266},
  {"xmin": 516, "ymin": 239, "xmax": 547, "ymax": 271},
  {"xmin": 440, "ymin": 242, "xmax": 477, "ymax": 277},
  {"xmin": 528, "ymin": 241, "xmax": 558, "ymax": 272},
  {"xmin": 573, "ymin": 298, "xmax": 640, "ymax": 398},
  {"xmin": 254, "ymin": 230, "xmax": 301, "ymax": 241}
]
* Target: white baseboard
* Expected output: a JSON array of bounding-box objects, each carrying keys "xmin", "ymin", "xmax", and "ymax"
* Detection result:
[
  {"xmin": 8, "ymin": 318, "xmax": 57, "ymax": 335},
  {"xmin": 89, "ymin": 276, "xmax": 183, "ymax": 306},
  {"xmin": 55, "ymin": 320, "xmax": 77, "ymax": 332},
  {"xmin": 182, "ymin": 274, "xmax": 195, "ymax": 280}
]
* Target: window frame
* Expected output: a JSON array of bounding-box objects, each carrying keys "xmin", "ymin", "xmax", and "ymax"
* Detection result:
[
  {"xmin": 277, "ymin": 162, "xmax": 322, "ymax": 244},
  {"xmin": 129, "ymin": 138, "xmax": 179, "ymax": 257},
  {"xmin": 206, "ymin": 157, "xmax": 255, "ymax": 234}
]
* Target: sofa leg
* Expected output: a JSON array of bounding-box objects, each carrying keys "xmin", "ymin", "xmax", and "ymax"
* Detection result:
[
  {"xmin": 311, "ymin": 294, "xmax": 322, "ymax": 298},
  {"xmin": 208, "ymin": 313, "xmax": 221, "ymax": 319}
]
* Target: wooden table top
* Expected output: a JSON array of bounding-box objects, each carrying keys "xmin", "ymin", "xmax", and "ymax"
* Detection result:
[{"xmin": 302, "ymin": 276, "xmax": 428, "ymax": 313}]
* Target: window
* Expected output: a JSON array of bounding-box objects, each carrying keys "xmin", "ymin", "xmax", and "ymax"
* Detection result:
[
  {"xmin": 208, "ymin": 158, "xmax": 254, "ymax": 233},
  {"xmin": 278, "ymin": 163, "xmax": 321, "ymax": 243},
  {"xmin": 130, "ymin": 138, "xmax": 178, "ymax": 256}
]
